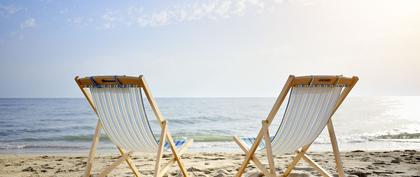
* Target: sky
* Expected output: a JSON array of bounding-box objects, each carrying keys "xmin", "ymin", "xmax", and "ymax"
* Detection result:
[{"xmin": 0, "ymin": 0, "xmax": 419, "ymax": 98}]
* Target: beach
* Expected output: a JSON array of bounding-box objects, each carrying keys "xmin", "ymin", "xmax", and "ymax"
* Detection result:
[{"xmin": 1, "ymin": 150, "xmax": 419, "ymax": 177}]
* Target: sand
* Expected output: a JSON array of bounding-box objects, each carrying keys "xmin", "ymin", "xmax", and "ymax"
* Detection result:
[{"xmin": 1, "ymin": 150, "xmax": 419, "ymax": 177}]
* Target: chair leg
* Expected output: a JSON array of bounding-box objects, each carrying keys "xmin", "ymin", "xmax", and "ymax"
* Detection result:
[
  {"xmin": 282, "ymin": 145, "xmax": 310, "ymax": 177},
  {"xmin": 233, "ymin": 136, "xmax": 273, "ymax": 177},
  {"xmin": 166, "ymin": 132, "xmax": 189, "ymax": 177},
  {"xmin": 155, "ymin": 121, "xmax": 168, "ymax": 177},
  {"xmin": 262, "ymin": 121, "xmax": 276, "ymax": 176},
  {"xmin": 235, "ymin": 129, "xmax": 265, "ymax": 177},
  {"xmin": 327, "ymin": 120, "xmax": 345, "ymax": 177},
  {"xmin": 83, "ymin": 120, "xmax": 102, "ymax": 177},
  {"xmin": 117, "ymin": 147, "xmax": 141, "ymax": 177},
  {"xmin": 159, "ymin": 139, "xmax": 194, "ymax": 176},
  {"xmin": 301, "ymin": 153, "xmax": 332, "ymax": 177},
  {"xmin": 98, "ymin": 151, "xmax": 133, "ymax": 177}
]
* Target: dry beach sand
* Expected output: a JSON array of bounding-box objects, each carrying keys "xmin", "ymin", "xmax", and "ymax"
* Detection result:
[{"xmin": 1, "ymin": 150, "xmax": 419, "ymax": 177}]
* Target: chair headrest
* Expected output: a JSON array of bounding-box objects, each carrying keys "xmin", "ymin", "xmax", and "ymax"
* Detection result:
[{"xmin": 75, "ymin": 75, "xmax": 145, "ymax": 88}]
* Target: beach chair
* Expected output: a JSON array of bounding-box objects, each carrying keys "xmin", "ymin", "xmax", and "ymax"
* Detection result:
[
  {"xmin": 233, "ymin": 75, "xmax": 358, "ymax": 177},
  {"xmin": 75, "ymin": 75, "xmax": 193, "ymax": 177}
]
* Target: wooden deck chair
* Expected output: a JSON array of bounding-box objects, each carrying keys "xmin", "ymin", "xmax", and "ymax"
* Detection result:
[
  {"xmin": 75, "ymin": 75, "xmax": 193, "ymax": 177},
  {"xmin": 233, "ymin": 75, "xmax": 358, "ymax": 177}
]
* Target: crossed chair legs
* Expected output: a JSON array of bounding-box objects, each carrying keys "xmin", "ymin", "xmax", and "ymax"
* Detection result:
[
  {"xmin": 83, "ymin": 121, "xmax": 193, "ymax": 177},
  {"xmin": 154, "ymin": 121, "xmax": 193, "ymax": 177},
  {"xmin": 234, "ymin": 120, "xmax": 345, "ymax": 177}
]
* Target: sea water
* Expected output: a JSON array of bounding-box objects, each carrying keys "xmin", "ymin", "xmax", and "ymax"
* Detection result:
[{"xmin": 0, "ymin": 97, "xmax": 419, "ymax": 153}]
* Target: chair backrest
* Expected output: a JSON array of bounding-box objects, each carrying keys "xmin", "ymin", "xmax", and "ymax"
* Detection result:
[
  {"xmin": 76, "ymin": 76, "xmax": 160, "ymax": 152},
  {"xmin": 270, "ymin": 75, "xmax": 357, "ymax": 154}
]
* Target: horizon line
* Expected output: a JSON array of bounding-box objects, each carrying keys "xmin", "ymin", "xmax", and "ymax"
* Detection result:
[{"xmin": 0, "ymin": 95, "xmax": 419, "ymax": 99}]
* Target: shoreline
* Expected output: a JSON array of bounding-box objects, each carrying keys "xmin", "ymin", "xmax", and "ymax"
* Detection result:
[
  {"xmin": 1, "ymin": 150, "xmax": 419, "ymax": 177},
  {"xmin": 2, "ymin": 140, "xmax": 420, "ymax": 155}
]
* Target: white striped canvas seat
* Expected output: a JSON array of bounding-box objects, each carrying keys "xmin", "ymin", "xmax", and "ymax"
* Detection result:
[
  {"xmin": 270, "ymin": 85, "xmax": 343, "ymax": 154},
  {"xmin": 90, "ymin": 86, "xmax": 185, "ymax": 152},
  {"xmin": 241, "ymin": 85, "xmax": 343, "ymax": 154}
]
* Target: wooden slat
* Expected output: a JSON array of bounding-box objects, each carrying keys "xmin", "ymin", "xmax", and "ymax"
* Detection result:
[
  {"xmin": 290, "ymin": 75, "xmax": 355, "ymax": 87},
  {"xmin": 76, "ymin": 75, "xmax": 145, "ymax": 87},
  {"xmin": 235, "ymin": 129, "xmax": 264, "ymax": 177},
  {"xmin": 158, "ymin": 139, "xmax": 193, "ymax": 177},
  {"xmin": 327, "ymin": 120, "xmax": 345, "ymax": 177},
  {"xmin": 154, "ymin": 121, "xmax": 168, "ymax": 177},
  {"xmin": 233, "ymin": 136, "xmax": 273, "ymax": 177},
  {"xmin": 262, "ymin": 121, "xmax": 276, "ymax": 176},
  {"xmin": 83, "ymin": 120, "xmax": 102, "ymax": 177},
  {"xmin": 117, "ymin": 147, "xmax": 141, "ymax": 177},
  {"xmin": 98, "ymin": 151, "xmax": 133, "ymax": 177},
  {"xmin": 165, "ymin": 131, "xmax": 189, "ymax": 177},
  {"xmin": 301, "ymin": 154, "xmax": 332, "ymax": 177},
  {"xmin": 282, "ymin": 145, "xmax": 310, "ymax": 177}
]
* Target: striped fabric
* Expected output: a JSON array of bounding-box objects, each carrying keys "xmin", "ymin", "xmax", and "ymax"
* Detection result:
[
  {"xmin": 270, "ymin": 85, "xmax": 343, "ymax": 154},
  {"xmin": 90, "ymin": 86, "xmax": 159, "ymax": 152}
]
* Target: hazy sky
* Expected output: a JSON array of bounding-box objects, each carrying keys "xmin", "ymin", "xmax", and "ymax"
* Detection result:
[{"xmin": 0, "ymin": 0, "xmax": 419, "ymax": 97}]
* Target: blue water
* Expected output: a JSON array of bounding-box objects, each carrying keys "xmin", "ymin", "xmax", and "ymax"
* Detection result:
[{"xmin": 1, "ymin": 97, "xmax": 420, "ymax": 153}]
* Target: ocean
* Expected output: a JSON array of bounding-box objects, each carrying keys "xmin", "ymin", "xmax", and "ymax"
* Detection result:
[{"xmin": 0, "ymin": 97, "xmax": 419, "ymax": 154}]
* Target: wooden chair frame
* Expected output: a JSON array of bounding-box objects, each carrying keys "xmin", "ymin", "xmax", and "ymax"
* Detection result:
[
  {"xmin": 75, "ymin": 75, "xmax": 192, "ymax": 177},
  {"xmin": 234, "ymin": 75, "xmax": 358, "ymax": 177}
]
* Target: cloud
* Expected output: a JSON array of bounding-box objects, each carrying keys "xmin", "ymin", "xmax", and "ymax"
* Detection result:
[
  {"xmin": 6, "ymin": 18, "xmax": 36, "ymax": 41},
  {"xmin": 131, "ymin": 0, "xmax": 270, "ymax": 27},
  {"xmin": 20, "ymin": 18, "xmax": 36, "ymax": 29},
  {"xmin": 70, "ymin": 0, "xmax": 284, "ymax": 29},
  {"xmin": 0, "ymin": 4, "xmax": 21, "ymax": 17},
  {"xmin": 67, "ymin": 16, "xmax": 94, "ymax": 27},
  {"xmin": 59, "ymin": 8, "xmax": 69, "ymax": 14},
  {"xmin": 101, "ymin": 10, "xmax": 119, "ymax": 29},
  {"xmin": 9, "ymin": 31, "xmax": 24, "ymax": 40}
]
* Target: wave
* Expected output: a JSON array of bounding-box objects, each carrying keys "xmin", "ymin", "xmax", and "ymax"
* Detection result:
[
  {"xmin": 1, "ymin": 135, "xmax": 111, "ymax": 142},
  {"xmin": 2, "ymin": 134, "xmax": 233, "ymax": 143},
  {"xmin": 0, "ymin": 144, "xmax": 84, "ymax": 150},
  {"xmin": 200, "ymin": 132, "xmax": 420, "ymax": 143},
  {"xmin": 73, "ymin": 134, "xmax": 230, "ymax": 142},
  {"xmin": 0, "ymin": 128, "xmax": 62, "ymax": 135},
  {"xmin": 306, "ymin": 132, "xmax": 420, "ymax": 145},
  {"xmin": 183, "ymin": 135, "xmax": 232, "ymax": 142},
  {"xmin": 376, "ymin": 132, "xmax": 420, "ymax": 139}
]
